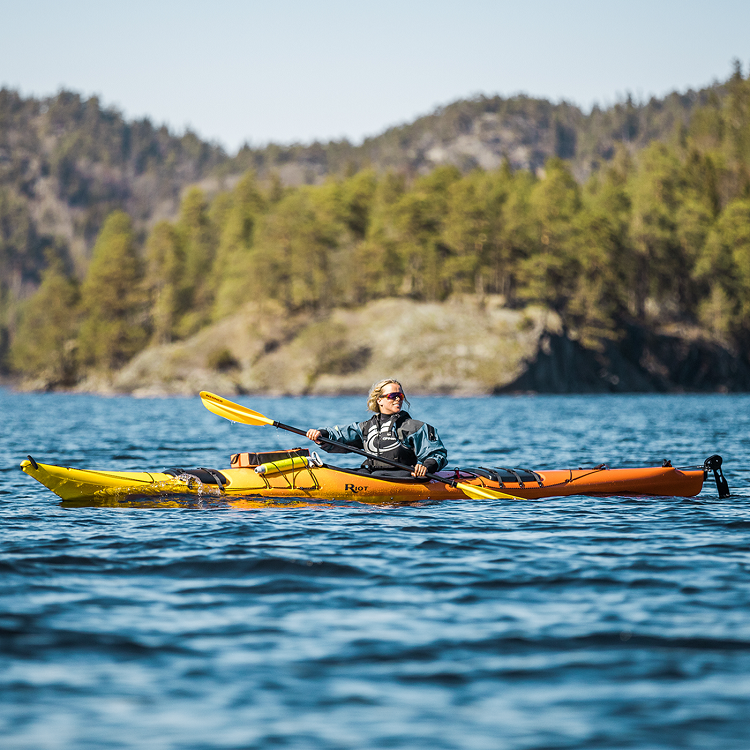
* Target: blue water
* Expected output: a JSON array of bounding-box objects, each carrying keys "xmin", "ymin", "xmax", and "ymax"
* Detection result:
[{"xmin": 2, "ymin": 390, "xmax": 750, "ymax": 749}]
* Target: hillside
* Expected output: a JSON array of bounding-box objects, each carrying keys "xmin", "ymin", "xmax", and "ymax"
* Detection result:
[
  {"xmin": 237, "ymin": 88, "xmax": 720, "ymax": 186},
  {"xmin": 0, "ymin": 73, "xmax": 731, "ymax": 283},
  {"xmin": 53, "ymin": 296, "xmax": 750, "ymax": 397},
  {"xmin": 3, "ymin": 64, "xmax": 750, "ymax": 393},
  {"xmin": 0, "ymin": 88, "xmax": 229, "ymax": 282}
]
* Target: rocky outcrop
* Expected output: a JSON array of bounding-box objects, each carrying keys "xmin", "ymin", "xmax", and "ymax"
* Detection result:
[
  {"xmin": 83, "ymin": 296, "xmax": 750, "ymax": 397},
  {"xmin": 110, "ymin": 296, "xmax": 556, "ymax": 397},
  {"xmin": 497, "ymin": 323, "xmax": 750, "ymax": 393}
]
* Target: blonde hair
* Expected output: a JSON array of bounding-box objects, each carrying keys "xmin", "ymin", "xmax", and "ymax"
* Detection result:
[{"xmin": 367, "ymin": 379, "xmax": 409, "ymax": 413}]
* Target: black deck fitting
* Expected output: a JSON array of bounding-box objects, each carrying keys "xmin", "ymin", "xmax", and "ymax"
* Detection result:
[{"xmin": 704, "ymin": 455, "xmax": 730, "ymax": 498}]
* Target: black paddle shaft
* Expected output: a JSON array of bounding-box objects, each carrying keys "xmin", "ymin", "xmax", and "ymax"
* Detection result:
[{"xmin": 273, "ymin": 420, "xmax": 458, "ymax": 488}]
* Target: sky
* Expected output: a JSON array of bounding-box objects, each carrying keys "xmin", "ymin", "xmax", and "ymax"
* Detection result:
[{"xmin": 2, "ymin": 0, "xmax": 749, "ymax": 153}]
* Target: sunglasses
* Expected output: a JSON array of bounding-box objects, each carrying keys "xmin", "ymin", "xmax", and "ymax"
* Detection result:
[{"xmin": 381, "ymin": 392, "xmax": 405, "ymax": 401}]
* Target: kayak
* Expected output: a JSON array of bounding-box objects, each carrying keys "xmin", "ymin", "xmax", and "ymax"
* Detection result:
[{"xmin": 20, "ymin": 451, "xmax": 725, "ymax": 504}]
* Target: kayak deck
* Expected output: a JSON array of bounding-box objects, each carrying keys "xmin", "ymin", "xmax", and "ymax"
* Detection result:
[{"xmin": 21, "ymin": 456, "xmax": 709, "ymax": 503}]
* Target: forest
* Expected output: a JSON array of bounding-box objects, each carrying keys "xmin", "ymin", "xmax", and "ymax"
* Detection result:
[{"xmin": 3, "ymin": 64, "xmax": 750, "ymax": 389}]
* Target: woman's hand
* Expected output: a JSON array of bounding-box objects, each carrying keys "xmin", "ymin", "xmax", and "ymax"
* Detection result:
[
  {"xmin": 306, "ymin": 429, "xmax": 323, "ymax": 444},
  {"xmin": 412, "ymin": 463, "xmax": 427, "ymax": 478}
]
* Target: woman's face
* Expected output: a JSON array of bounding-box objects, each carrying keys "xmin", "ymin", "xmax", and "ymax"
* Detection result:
[{"xmin": 377, "ymin": 382, "xmax": 405, "ymax": 415}]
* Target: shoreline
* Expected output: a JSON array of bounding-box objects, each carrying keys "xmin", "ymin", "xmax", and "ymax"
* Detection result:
[{"xmin": 6, "ymin": 297, "xmax": 750, "ymax": 397}]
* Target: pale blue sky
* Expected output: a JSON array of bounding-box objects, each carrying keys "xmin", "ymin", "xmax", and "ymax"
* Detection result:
[{"xmin": 2, "ymin": 0, "xmax": 748, "ymax": 152}]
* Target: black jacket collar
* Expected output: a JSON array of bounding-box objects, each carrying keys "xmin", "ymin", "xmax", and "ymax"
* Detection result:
[{"xmin": 375, "ymin": 410, "xmax": 411, "ymax": 426}]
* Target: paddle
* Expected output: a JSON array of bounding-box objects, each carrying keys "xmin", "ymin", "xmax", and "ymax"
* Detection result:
[{"xmin": 199, "ymin": 391, "xmax": 520, "ymax": 501}]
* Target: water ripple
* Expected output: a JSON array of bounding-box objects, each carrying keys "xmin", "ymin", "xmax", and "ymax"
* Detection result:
[{"xmin": 2, "ymin": 391, "xmax": 750, "ymax": 749}]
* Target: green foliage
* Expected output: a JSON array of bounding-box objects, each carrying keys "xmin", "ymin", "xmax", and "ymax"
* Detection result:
[
  {"xmin": 350, "ymin": 172, "xmax": 408, "ymax": 302},
  {"xmin": 0, "ymin": 187, "xmax": 66, "ymax": 373},
  {"xmin": 186, "ymin": 73, "xmax": 750, "ymax": 349},
  {"xmin": 174, "ymin": 188, "xmax": 217, "ymax": 337},
  {"xmin": 207, "ymin": 347, "xmax": 240, "ymax": 372},
  {"xmin": 211, "ymin": 173, "xmax": 267, "ymax": 318},
  {"xmin": 696, "ymin": 198, "xmax": 750, "ymax": 336},
  {"xmin": 7, "ymin": 66, "xmax": 750, "ymax": 383},
  {"xmin": 518, "ymin": 158, "xmax": 582, "ymax": 309},
  {"xmin": 440, "ymin": 170, "xmax": 493, "ymax": 293},
  {"xmin": 251, "ymin": 183, "xmax": 345, "ymax": 310},
  {"xmin": 145, "ymin": 221, "xmax": 183, "ymax": 344},
  {"xmin": 77, "ymin": 211, "xmax": 148, "ymax": 370},
  {"xmin": 0, "ymin": 188, "xmax": 46, "ymax": 292},
  {"xmin": 340, "ymin": 169, "xmax": 377, "ymax": 238},
  {"xmin": 10, "ymin": 263, "xmax": 79, "ymax": 384}
]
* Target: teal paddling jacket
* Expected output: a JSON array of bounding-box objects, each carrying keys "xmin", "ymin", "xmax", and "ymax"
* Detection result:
[{"xmin": 318, "ymin": 411, "xmax": 448, "ymax": 472}]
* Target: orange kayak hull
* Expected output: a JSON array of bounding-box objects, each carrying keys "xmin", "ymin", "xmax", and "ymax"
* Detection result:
[{"xmin": 21, "ymin": 458, "xmax": 707, "ymax": 503}]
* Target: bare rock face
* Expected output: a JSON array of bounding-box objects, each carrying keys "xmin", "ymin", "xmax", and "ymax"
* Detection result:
[
  {"xmin": 498, "ymin": 323, "xmax": 750, "ymax": 394},
  {"xmin": 63, "ymin": 296, "xmax": 749, "ymax": 397},
  {"xmin": 112, "ymin": 296, "xmax": 557, "ymax": 396}
]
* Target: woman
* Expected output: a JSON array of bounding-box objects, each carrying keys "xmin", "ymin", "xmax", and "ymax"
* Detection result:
[{"xmin": 306, "ymin": 379, "xmax": 447, "ymax": 477}]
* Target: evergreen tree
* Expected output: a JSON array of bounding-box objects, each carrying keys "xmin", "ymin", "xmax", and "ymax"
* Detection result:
[
  {"xmin": 490, "ymin": 167, "xmax": 536, "ymax": 303},
  {"xmin": 253, "ymin": 183, "xmax": 344, "ymax": 310},
  {"xmin": 339, "ymin": 169, "xmax": 377, "ymax": 239},
  {"xmin": 472, "ymin": 163, "xmax": 514, "ymax": 297},
  {"xmin": 441, "ymin": 171, "xmax": 490, "ymax": 293},
  {"xmin": 212, "ymin": 172, "xmax": 266, "ymax": 318},
  {"xmin": 578, "ymin": 156, "xmax": 634, "ymax": 326},
  {"xmin": 10, "ymin": 262, "xmax": 79, "ymax": 384},
  {"xmin": 627, "ymin": 143, "xmax": 682, "ymax": 318},
  {"xmin": 390, "ymin": 166, "xmax": 460, "ymax": 300},
  {"xmin": 175, "ymin": 187, "xmax": 216, "ymax": 336},
  {"xmin": 696, "ymin": 198, "xmax": 750, "ymax": 336},
  {"xmin": 519, "ymin": 158, "xmax": 582, "ymax": 310},
  {"xmin": 145, "ymin": 220, "xmax": 183, "ymax": 344},
  {"xmin": 354, "ymin": 171, "xmax": 407, "ymax": 302},
  {"xmin": 77, "ymin": 211, "xmax": 147, "ymax": 369}
]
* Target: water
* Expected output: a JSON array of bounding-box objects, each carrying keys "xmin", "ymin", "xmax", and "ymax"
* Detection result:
[{"xmin": 1, "ymin": 390, "xmax": 750, "ymax": 749}]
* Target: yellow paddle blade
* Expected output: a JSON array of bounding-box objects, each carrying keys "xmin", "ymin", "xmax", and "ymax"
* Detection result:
[
  {"xmin": 199, "ymin": 391, "xmax": 274, "ymax": 426},
  {"xmin": 456, "ymin": 481, "xmax": 521, "ymax": 501}
]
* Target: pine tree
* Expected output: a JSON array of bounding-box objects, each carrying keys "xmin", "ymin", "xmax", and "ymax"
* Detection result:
[
  {"xmin": 10, "ymin": 263, "xmax": 79, "ymax": 384},
  {"xmin": 77, "ymin": 211, "xmax": 147, "ymax": 370},
  {"xmin": 174, "ymin": 188, "xmax": 216, "ymax": 337},
  {"xmin": 145, "ymin": 220, "xmax": 183, "ymax": 344},
  {"xmin": 212, "ymin": 172, "xmax": 266, "ymax": 318}
]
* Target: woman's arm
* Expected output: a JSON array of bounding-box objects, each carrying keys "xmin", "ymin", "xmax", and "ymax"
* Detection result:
[
  {"xmin": 405, "ymin": 423, "xmax": 448, "ymax": 472},
  {"xmin": 306, "ymin": 422, "xmax": 365, "ymax": 453}
]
